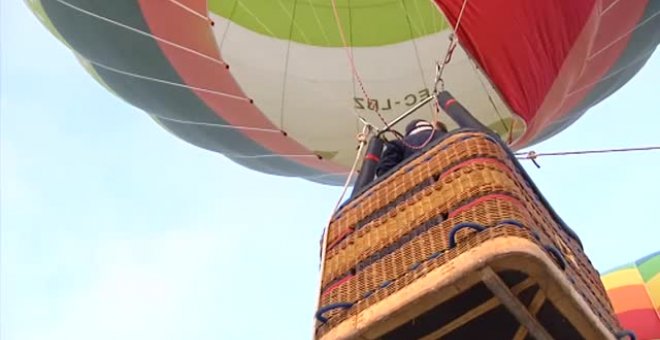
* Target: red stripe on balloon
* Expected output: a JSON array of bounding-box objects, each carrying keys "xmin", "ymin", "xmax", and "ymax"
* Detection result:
[
  {"xmin": 615, "ymin": 309, "xmax": 660, "ymax": 340},
  {"xmin": 516, "ymin": 0, "xmax": 649, "ymax": 148},
  {"xmin": 433, "ymin": 0, "xmax": 595, "ymax": 122},
  {"xmin": 173, "ymin": 0, "xmax": 206, "ymax": 16},
  {"xmin": 136, "ymin": 0, "xmax": 347, "ymax": 175},
  {"xmin": 432, "ymin": 0, "xmax": 648, "ymax": 148}
]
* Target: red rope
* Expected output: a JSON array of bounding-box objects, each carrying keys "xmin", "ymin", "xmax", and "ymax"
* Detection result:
[
  {"xmin": 329, "ymin": 0, "xmax": 389, "ymax": 127},
  {"xmin": 327, "ymin": 1, "xmax": 440, "ymax": 151}
]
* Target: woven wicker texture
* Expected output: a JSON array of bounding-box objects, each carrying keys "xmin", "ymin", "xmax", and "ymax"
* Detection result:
[
  {"xmin": 315, "ymin": 132, "xmax": 619, "ymax": 338},
  {"xmin": 328, "ymin": 133, "xmax": 508, "ymax": 243}
]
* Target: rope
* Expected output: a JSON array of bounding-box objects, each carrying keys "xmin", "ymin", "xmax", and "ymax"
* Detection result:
[
  {"xmin": 329, "ymin": 0, "xmax": 470, "ymax": 152},
  {"xmin": 166, "ymin": 0, "xmax": 210, "ymax": 22},
  {"xmin": 398, "ymin": 0, "xmax": 466, "ymax": 148},
  {"xmin": 385, "ymin": 0, "xmax": 470, "ymax": 152},
  {"xmin": 277, "ymin": 0, "xmax": 311, "ymax": 44},
  {"xmin": 469, "ymin": 61, "xmax": 512, "ymax": 142},
  {"xmin": 153, "ymin": 115, "xmax": 281, "ymax": 133},
  {"xmin": 88, "ymin": 58, "xmax": 251, "ymax": 102},
  {"xmin": 329, "ymin": 0, "xmax": 389, "ymax": 128},
  {"xmin": 55, "ymin": 0, "xmax": 254, "ymax": 104},
  {"xmin": 332, "ymin": 126, "xmax": 372, "ymax": 213},
  {"xmin": 431, "ymin": 0, "xmax": 468, "ymax": 125},
  {"xmin": 305, "ymin": 0, "xmax": 331, "ymax": 45},
  {"xmin": 401, "ymin": 0, "xmax": 433, "ymax": 113},
  {"xmin": 433, "ymin": 0, "xmax": 468, "ymax": 94},
  {"xmin": 50, "ymin": 0, "xmax": 357, "ymax": 146},
  {"xmin": 516, "ymin": 146, "xmax": 660, "ymax": 158},
  {"xmin": 221, "ymin": 153, "xmax": 321, "ymax": 160},
  {"xmin": 516, "ymin": 146, "xmax": 660, "ymax": 167},
  {"xmin": 53, "ymin": 0, "xmax": 379, "ymax": 186},
  {"xmin": 313, "ymin": 124, "xmax": 371, "ymax": 333},
  {"xmin": 279, "ymin": 0, "xmax": 300, "ymax": 128},
  {"xmin": 588, "ymin": 10, "xmax": 660, "ymax": 61},
  {"xmin": 218, "ymin": 0, "xmax": 239, "ymax": 51},
  {"xmin": 235, "ymin": 1, "xmax": 277, "ymax": 36},
  {"xmin": 304, "ymin": 171, "xmax": 351, "ymax": 180},
  {"xmin": 54, "ymin": 0, "xmax": 226, "ymax": 68}
]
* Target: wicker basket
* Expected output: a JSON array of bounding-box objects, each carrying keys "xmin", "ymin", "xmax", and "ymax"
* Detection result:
[{"xmin": 314, "ymin": 131, "xmax": 626, "ymax": 340}]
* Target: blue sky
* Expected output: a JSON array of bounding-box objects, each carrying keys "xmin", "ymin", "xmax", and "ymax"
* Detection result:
[{"xmin": 1, "ymin": 2, "xmax": 658, "ymax": 340}]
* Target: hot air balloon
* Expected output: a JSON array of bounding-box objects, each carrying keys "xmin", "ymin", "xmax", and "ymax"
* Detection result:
[
  {"xmin": 602, "ymin": 251, "xmax": 660, "ymax": 340},
  {"xmin": 26, "ymin": 0, "xmax": 659, "ymax": 186}
]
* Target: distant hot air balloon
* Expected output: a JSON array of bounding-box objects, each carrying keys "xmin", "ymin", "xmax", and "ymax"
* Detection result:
[
  {"xmin": 26, "ymin": 0, "xmax": 660, "ymax": 185},
  {"xmin": 601, "ymin": 251, "xmax": 660, "ymax": 340}
]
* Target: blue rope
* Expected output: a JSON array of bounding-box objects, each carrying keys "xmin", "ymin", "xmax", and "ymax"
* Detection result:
[
  {"xmin": 496, "ymin": 219, "xmax": 541, "ymax": 240},
  {"xmin": 615, "ymin": 330, "xmax": 636, "ymax": 340},
  {"xmin": 496, "ymin": 219, "xmax": 526, "ymax": 229},
  {"xmin": 315, "ymin": 302, "xmax": 354, "ymax": 323},
  {"xmin": 544, "ymin": 244, "xmax": 567, "ymax": 270},
  {"xmin": 448, "ymin": 222, "xmax": 486, "ymax": 248}
]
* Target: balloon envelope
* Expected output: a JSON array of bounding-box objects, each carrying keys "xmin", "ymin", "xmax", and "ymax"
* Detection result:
[
  {"xmin": 601, "ymin": 251, "xmax": 660, "ymax": 340},
  {"xmin": 27, "ymin": 0, "xmax": 660, "ymax": 184}
]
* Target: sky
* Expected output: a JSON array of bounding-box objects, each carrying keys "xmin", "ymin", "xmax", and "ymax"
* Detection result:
[{"xmin": 1, "ymin": 2, "xmax": 658, "ymax": 340}]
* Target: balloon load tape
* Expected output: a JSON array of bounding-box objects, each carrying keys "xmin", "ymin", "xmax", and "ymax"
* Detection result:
[{"xmin": 315, "ymin": 131, "xmax": 630, "ymax": 340}]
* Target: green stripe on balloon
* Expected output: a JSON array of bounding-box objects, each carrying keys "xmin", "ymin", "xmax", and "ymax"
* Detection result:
[
  {"xmin": 602, "ymin": 263, "xmax": 637, "ymax": 276},
  {"xmin": 35, "ymin": 0, "xmax": 339, "ymax": 184},
  {"xmin": 637, "ymin": 252, "xmax": 660, "ymax": 282},
  {"xmin": 208, "ymin": 0, "xmax": 448, "ymax": 47}
]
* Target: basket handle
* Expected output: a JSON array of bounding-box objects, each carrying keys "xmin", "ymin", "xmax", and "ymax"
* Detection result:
[
  {"xmin": 615, "ymin": 330, "xmax": 636, "ymax": 340},
  {"xmin": 448, "ymin": 222, "xmax": 486, "ymax": 248},
  {"xmin": 544, "ymin": 244, "xmax": 567, "ymax": 270},
  {"xmin": 315, "ymin": 302, "xmax": 354, "ymax": 323},
  {"xmin": 496, "ymin": 219, "xmax": 541, "ymax": 240}
]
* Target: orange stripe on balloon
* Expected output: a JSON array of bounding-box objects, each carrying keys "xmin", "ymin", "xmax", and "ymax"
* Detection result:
[
  {"xmin": 608, "ymin": 285, "xmax": 655, "ymax": 314},
  {"xmin": 136, "ymin": 0, "xmax": 347, "ymax": 175}
]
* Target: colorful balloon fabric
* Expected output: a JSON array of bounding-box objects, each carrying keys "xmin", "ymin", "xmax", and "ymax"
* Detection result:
[
  {"xmin": 602, "ymin": 251, "xmax": 660, "ymax": 340},
  {"xmin": 27, "ymin": 0, "xmax": 660, "ymax": 185}
]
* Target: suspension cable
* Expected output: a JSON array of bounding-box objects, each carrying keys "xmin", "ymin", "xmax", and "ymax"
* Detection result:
[
  {"xmin": 516, "ymin": 145, "xmax": 660, "ymax": 165},
  {"xmin": 332, "ymin": 125, "xmax": 372, "ymax": 213},
  {"xmin": 327, "ymin": 0, "xmax": 471, "ymax": 152},
  {"xmin": 433, "ymin": 0, "xmax": 469, "ymax": 95},
  {"xmin": 313, "ymin": 123, "xmax": 372, "ymax": 334},
  {"xmin": 57, "ymin": 0, "xmax": 377, "ymax": 141},
  {"xmin": 329, "ymin": 0, "xmax": 389, "ymax": 128},
  {"xmin": 54, "ymin": 0, "xmax": 226, "ymax": 68},
  {"xmin": 165, "ymin": 0, "xmax": 210, "ymax": 22},
  {"xmin": 89, "ymin": 59, "xmax": 251, "ymax": 102}
]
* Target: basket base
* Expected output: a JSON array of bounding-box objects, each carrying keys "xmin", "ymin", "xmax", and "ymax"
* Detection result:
[{"xmin": 318, "ymin": 237, "xmax": 614, "ymax": 340}]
